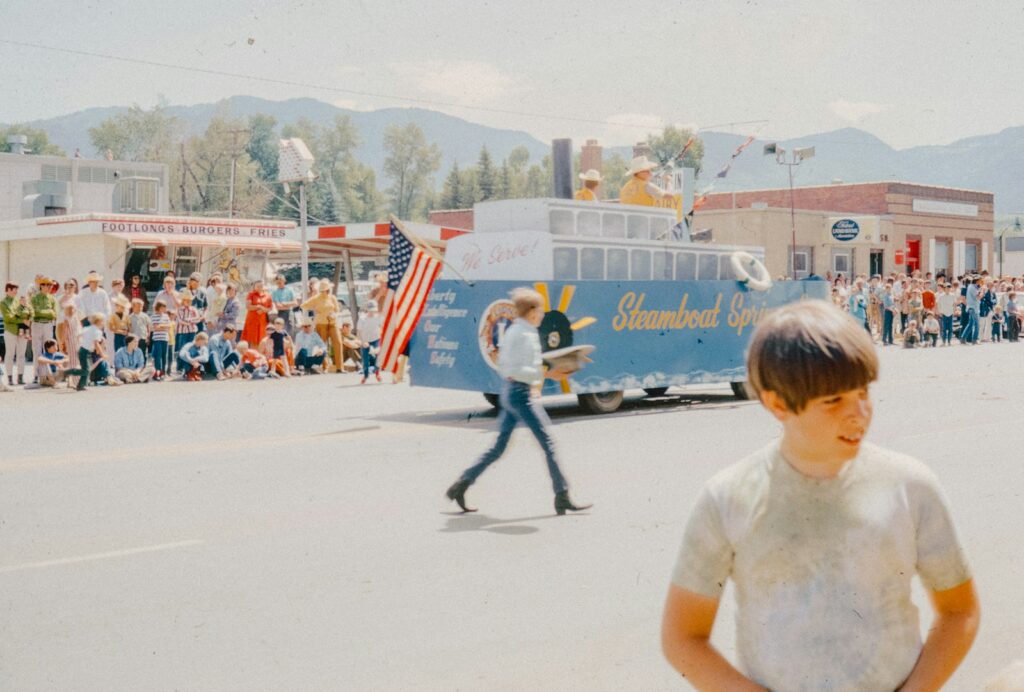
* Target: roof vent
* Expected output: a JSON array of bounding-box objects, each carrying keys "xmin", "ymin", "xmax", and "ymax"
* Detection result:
[{"xmin": 6, "ymin": 134, "xmax": 28, "ymax": 155}]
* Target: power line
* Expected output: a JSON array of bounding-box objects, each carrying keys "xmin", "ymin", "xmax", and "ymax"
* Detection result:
[{"xmin": 0, "ymin": 39, "xmax": 767, "ymax": 135}]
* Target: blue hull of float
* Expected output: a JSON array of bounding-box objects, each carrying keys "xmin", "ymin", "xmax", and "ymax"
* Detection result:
[{"xmin": 409, "ymin": 279, "xmax": 830, "ymax": 396}]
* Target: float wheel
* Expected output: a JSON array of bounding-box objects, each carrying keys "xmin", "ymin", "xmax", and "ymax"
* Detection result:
[{"xmin": 578, "ymin": 391, "xmax": 624, "ymax": 414}]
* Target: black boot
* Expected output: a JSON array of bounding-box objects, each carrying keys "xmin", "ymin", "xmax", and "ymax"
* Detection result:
[
  {"xmin": 554, "ymin": 491, "xmax": 592, "ymax": 515},
  {"xmin": 445, "ymin": 480, "xmax": 477, "ymax": 513}
]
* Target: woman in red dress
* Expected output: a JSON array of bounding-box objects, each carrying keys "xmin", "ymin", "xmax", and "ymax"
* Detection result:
[{"xmin": 241, "ymin": 280, "xmax": 273, "ymax": 347}]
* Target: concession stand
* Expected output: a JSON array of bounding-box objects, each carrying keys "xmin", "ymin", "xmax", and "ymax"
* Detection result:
[{"xmin": 0, "ymin": 213, "xmax": 300, "ymax": 293}]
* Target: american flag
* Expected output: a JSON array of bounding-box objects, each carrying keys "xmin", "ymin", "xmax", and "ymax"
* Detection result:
[{"xmin": 378, "ymin": 221, "xmax": 443, "ymax": 373}]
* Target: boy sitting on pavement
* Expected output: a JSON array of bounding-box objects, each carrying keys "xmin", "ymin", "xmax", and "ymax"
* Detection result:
[
  {"xmin": 339, "ymin": 321, "xmax": 362, "ymax": 372},
  {"xmin": 114, "ymin": 334, "xmax": 154, "ymax": 383},
  {"xmin": 207, "ymin": 327, "xmax": 241, "ymax": 380},
  {"xmin": 35, "ymin": 338, "xmax": 82, "ymax": 388},
  {"xmin": 237, "ymin": 340, "xmax": 269, "ymax": 379},
  {"xmin": 179, "ymin": 331, "xmax": 211, "ymax": 381},
  {"xmin": 661, "ymin": 300, "xmax": 978, "ymax": 692}
]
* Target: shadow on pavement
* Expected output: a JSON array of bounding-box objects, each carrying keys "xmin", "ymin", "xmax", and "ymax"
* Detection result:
[
  {"xmin": 439, "ymin": 512, "xmax": 566, "ymax": 535},
  {"xmin": 350, "ymin": 391, "xmax": 755, "ymax": 430}
]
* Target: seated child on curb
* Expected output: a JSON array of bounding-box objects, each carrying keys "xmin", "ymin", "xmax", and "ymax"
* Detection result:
[
  {"xmin": 923, "ymin": 311, "xmax": 940, "ymax": 347},
  {"xmin": 35, "ymin": 338, "xmax": 80, "ymax": 387},
  {"xmin": 179, "ymin": 331, "xmax": 211, "ymax": 381},
  {"xmin": 661, "ymin": 300, "xmax": 978, "ymax": 692},
  {"xmin": 237, "ymin": 341, "xmax": 268, "ymax": 379},
  {"xmin": 903, "ymin": 318, "xmax": 921, "ymax": 348}
]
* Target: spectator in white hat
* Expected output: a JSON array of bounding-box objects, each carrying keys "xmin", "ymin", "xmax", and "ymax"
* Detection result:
[{"xmin": 575, "ymin": 169, "xmax": 602, "ymax": 201}]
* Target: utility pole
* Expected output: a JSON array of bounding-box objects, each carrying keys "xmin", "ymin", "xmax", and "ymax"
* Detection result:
[
  {"xmin": 226, "ymin": 128, "xmax": 251, "ymax": 219},
  {"xmin": 763, "ymin": 143, "xmax": 815, "ymax": 278}
]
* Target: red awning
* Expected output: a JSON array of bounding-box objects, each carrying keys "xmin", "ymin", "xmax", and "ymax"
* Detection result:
[
  {"xmin": 106, "ymin": 232, "xmax": 301, "ymax": 252},
  {"xmin": 271, "ymin": 222, "xmax": 469, "ymax": 261}
]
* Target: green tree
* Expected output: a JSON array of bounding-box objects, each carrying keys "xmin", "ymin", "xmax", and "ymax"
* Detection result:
[
  {"xmin": 647, "ymin": 125, "xmax": 704, "ymax": 177},
  {"xmin": 382, "ymin": 123, "xmax": 441, "ymax": 220},
  {"xmin": 0, "ymin": 124, "xmax": 64, "ymax": 155},
  {"xmin": 346, "ymin": 162, "xmax": 384, "ymax": 222},
  {"xmin": 601, "ymin": 152, "xmax": 630, "ymax": 201},
  {"xmin": 176, "ymin": 115, "xmax": 268, "ymax": 217},
  {"xmin": 497, "ymin": 160, "xmax": 512, "ymax": 199},
  {"xmin": 88, "ymin": 103, "xmax": 181, "ymax": 161},
  {"xmin": 440, "ymin": 161, "xmax": 463, "ymax": 209},
  {"xmin": 246, "ymin": 113, "xmax": 279, "ymax": 182},
  {"xmin": 476, "ymin": 146, "xmax": 495, "ymax": 201}
]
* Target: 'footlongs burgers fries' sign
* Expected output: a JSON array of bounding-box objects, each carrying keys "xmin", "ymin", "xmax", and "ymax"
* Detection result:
[{"xmin": 99, "ymin": 219, "xmax": 292, "ymax": 238}]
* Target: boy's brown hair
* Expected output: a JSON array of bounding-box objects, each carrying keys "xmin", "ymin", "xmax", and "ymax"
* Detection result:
[
  {"xmin": 510, "ymin": 287, "xmax": 543, "ymax": 318},
  {"xmin": 747, "ymin": 300, "xmax": 878, "ymax": 413}
]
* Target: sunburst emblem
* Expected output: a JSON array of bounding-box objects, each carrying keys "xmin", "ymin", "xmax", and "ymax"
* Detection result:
[{"xmin": 533, "ymin": 282, "xmax": 597, "ymax": 393}]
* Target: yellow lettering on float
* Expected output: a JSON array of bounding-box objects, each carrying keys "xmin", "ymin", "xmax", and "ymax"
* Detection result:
[
  {"xmin": 613, "ymin": 292, "xmax": 723, "ymax": 332},
  {"xmin": 727, "ymin": 292, "xmax": 770, "ymax": 336}
]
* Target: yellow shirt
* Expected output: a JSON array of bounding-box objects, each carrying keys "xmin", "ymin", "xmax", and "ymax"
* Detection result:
[
  {"xmin": 301, "ymin": 293, "xmax": 340, "ymax": 326},
  {"xmin": 619, "ymin": 176, "xmax": 657, "ymax": 206},
  {"xmin": 574, "ymin": 188, "xmax": 597, "ymax": 202}
]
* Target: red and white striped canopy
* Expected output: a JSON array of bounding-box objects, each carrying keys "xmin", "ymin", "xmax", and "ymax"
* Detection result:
[{"xmin": 272, "ymin": 221, "xmax": 469, "ymax": 262}]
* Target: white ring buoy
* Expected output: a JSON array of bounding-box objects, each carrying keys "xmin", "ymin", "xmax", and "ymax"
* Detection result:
[{"xmin": 730, "ymin": 251, "xmax": 773, "ymax": 291}]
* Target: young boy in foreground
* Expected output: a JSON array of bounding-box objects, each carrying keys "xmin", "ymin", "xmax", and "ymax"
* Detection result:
[{"xmin": 661, "ymin": 301, "xmax": 979, "ymax": 691}]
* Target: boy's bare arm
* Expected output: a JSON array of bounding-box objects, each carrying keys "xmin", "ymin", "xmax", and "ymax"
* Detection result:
[
  {"xmin": 661, "ymin": 584, "xmax": 767, "ymax": 691},
  {"xmin": 898, "ymin": 579, "xmax": 980, "ymax": 692}
]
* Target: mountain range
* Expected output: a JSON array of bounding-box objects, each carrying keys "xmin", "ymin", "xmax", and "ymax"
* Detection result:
[{"xmin": 9, "ymin": 95, "xmax": 1024, "ymax": 214}]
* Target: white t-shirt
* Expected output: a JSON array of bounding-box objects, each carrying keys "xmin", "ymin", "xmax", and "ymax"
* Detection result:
[
  {"xmin": 936, "ymin": 292, "xmax": 957, "ymax": 316},
  {"xmin": 80, "ymin": 325, "xmax": 106, "ymax": 352},
  {"xmin": 671, "ymin": 441, "xmax": 970, "ymax": 692}
]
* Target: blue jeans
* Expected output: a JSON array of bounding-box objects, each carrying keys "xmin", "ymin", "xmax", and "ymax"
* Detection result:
[
  {"xmin": 76, "ymin": 347, "xmax": 109, "ymax": 389},
  {"xmin": 175, "ymin": 332, "xmax": 196, "ymax": 372},
  {"xmin": 209, "ymin": 350, "xmax": 239, "ymax": 375},
  {"xmin": 882, "ymin": 310, "xmax": 894, "ymax": 344},
  {"xmin": 295, "ymin": 349, "xmax": 325, "ymax": 370},
  {"xmin": 962, "ymin": 308, "xmax": 978, "ymax": 343},
  {"xmin": 460, "ymin": 380, "xmax": 568, "ymax": 494},
  {"xmin": 151, "ymin": 341, "xmax": 169, "ymax": 374},
  {"xmin": 940, "ymin": 315, "xmax": 953, "ymax": 344},
  {"xmin": 361, "ymin": 340, "xmax": 379, "ymax": 377}
]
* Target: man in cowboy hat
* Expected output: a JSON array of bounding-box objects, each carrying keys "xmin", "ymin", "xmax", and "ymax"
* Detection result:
[
  {"xmin": 575, "ymin": 169, "xmax": 602, "ymax": 201},
  {"xmin": 619, "ymin": 155, "xmax": 675, "ymax": 207},
  {"xmin": 78, "ymin": 271, "xmax": 111, "ymax": 328}
]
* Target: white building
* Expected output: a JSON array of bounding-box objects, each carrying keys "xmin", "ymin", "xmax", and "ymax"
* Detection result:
[{"xmin": 0, "ymin": 148, "xmax": 169, "ymax": 221}]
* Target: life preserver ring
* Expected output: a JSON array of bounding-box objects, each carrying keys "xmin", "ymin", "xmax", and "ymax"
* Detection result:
[{"xmin": 730, "ymin": 251, "xmax": 772, "ymax": 291}]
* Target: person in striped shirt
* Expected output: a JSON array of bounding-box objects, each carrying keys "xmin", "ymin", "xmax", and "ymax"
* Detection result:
[
  {"xmin": 175, "ymin": 291, "xmax": 202, "ymax": 373},
  {"xmin": 150, "ymin": 300, "xmax": 172, "ymax": 381}
]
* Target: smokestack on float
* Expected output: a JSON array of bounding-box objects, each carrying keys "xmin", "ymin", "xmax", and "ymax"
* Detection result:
[{"xmin": 551, "ymin": 138, "xmax": 573, "ymax": 199}]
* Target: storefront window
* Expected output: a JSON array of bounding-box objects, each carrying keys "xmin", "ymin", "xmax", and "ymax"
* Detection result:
[{"xmin": 965, "ymin": 243, "xmax": 978, "ymax": 272}]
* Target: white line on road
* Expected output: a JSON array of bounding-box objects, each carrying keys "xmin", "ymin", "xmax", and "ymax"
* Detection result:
[{"xmin": 0, "ymin": 539, "xmax": 205, "ymax": 574}]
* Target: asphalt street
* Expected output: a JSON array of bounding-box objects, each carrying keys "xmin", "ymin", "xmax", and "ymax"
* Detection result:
[{"xmin": 1, "ymin": 343, "xmax": 1022, "ymax": 691}]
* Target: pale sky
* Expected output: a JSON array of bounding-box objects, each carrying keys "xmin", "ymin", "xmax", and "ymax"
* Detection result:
[{"xmin": 2, "ymin": 0, "xmax": 1022, "ymax": 148}]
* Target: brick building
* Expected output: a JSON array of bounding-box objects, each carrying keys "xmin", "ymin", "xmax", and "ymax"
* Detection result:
[{"xmin": 696, "ymin": 181, "xmax": 994, "ymax": 279}]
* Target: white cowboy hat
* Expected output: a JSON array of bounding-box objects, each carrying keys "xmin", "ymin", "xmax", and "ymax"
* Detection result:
[
  {"xmin": 85, "ymin": 271, "xmax": 103, "ymax": 283},
  {"xmin": 578, "ymin": 169, "xmax": 602, "ymax": 183},
  {"xmin": 625, "ymin": 155, "xmax": 659, "ymax": 176}
]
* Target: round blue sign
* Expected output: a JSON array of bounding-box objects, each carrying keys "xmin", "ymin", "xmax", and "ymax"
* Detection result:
[{"xmin": 831, "ymin": 218, "xmax": 860, "ymax": 242}]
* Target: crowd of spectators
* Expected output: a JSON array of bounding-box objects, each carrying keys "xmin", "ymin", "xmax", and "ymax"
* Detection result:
[
  {"xmin": 1, "ymin": 270, "xmax": 392, "ymax": 393},
  {"xmin": 828, "ymin": 269, "xmax": 1021, "ymax": 347}
]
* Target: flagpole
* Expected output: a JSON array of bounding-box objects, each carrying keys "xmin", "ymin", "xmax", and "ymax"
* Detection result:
[{"xmin": 389, "ymin": 215, "xmax": 475, "ymax": 286}]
